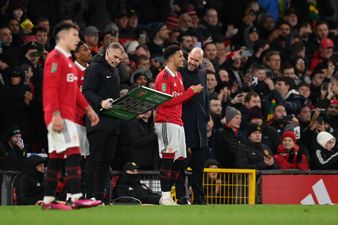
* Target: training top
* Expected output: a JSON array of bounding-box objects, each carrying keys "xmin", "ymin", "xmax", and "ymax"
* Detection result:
[{"xmin": 155, "ymin": 66, "xmax": 195, "ymax": 126}]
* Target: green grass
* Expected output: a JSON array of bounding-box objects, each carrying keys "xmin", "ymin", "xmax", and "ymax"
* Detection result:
[{"xmin": 1, "ymin": 205, "xmax": 338, "ymax": 225}]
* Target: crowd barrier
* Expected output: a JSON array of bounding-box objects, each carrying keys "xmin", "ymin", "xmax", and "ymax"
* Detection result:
[{"xmin": 2, "ymin": 169, "xmax": 338, "ymax": 205}]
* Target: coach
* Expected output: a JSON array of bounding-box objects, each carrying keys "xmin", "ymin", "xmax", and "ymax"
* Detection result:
[{"xmin": 180, "ymin": 47, "xmax": 209, "ymax": 204}]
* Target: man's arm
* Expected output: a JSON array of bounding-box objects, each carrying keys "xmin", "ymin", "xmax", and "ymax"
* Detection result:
[{"xmin": 82, "ymin": 65, "xmax": 103, "ymax": 111}]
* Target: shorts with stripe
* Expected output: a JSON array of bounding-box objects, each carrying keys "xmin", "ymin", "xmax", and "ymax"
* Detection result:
[{"xmin": 154, "ymin": 122, "xmax": 186, "ymax": 160}]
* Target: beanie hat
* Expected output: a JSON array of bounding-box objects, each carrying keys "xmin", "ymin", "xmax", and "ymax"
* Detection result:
[
  {"xmin": 187, "ymin": 4, "xmax": 198, "ymax": 21},
  {"xmin": 84, "ymin": 25, "xmax": 99, "ymax": 36},
  {"xmin": 317, "ymin": 131, "xmax": 336, "ymax": 149},
  {"xmin": 166, "ymin": 15, "xmax": 179, "ymax": 31},
  {"xmin": 246, "ymin": 123, "xmax": 262, "ymax": 137},
  {"xmin": 225, "ymin": 106, "xmax": 239, "ymax": 124},
  {"xmin": 331, "ymin": 99, "xmax": 338, "ymax": 106},
  {"xmin": 247, "ymin": 106, "xmax": 263, "ymax": 122},
  {"xmin": 281, "ymin": 130, "xmax": 296, "ymax": 143},
  {"xmin": 148, "ymin": 22, "xmax": 165, "ymax": 39}
]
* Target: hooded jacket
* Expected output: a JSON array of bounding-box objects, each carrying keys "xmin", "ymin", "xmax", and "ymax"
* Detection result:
[{"xmin": 15, "ymin": 156, "xmax": 46, "ymax": 205}]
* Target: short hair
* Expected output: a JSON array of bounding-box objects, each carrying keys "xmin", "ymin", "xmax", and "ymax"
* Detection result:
[
  {"xmin": 53, "ymin": 22, "xmax": 79, "ymax": 41},
  {"xmin": 263, "ymin": 50, "xmax": 280, "ymax": 62},
  {"xmin": 206, "ymin": 69, "xmax": 216, "ymax": 76},
  {"xmin": 35, "ymin": 17, "xmax": 49, "ymax": 25},
  {"xmin": 163, "ymin": 44, "xmax": 181, "ymax": 60},
  {"xmin": 107, "ymin": 42, "xmax": 125, "ymax": 52},
  {"xmin": 281, "ymin": 62, "xmax": 294, "ymax": 73},
  {"xmin": 275, "ymin": 76, "xmax": 294, "ymax": 89},
  {"xmin": 33, "ymin": 26, "xmax": 48, "ymax": 35},
  {"xmin": 244, "ymin": 91, "xmax": 259, "ymax": 103},
  {"xmin": 297, "ymin": 82, "xmax": 310, "ymax": 89}
]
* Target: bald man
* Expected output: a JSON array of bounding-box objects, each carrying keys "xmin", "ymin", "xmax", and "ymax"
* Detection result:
[{"xmin": 179, "ymin": 48, "xmax": 209, "ymax": 204}]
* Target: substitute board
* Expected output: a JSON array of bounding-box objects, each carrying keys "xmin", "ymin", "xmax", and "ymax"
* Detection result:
[{"xmin": 102, "ymin": 86, "xmax": 172, "ymax": 120}]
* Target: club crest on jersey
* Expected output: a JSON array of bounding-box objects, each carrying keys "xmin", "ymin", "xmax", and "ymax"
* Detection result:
[
  {"xmin": 161, "ymin": 83, "xmax": 167, "ymax": 92},
  {"xmin": 66, "ymin": 73, "xmax": 77, "ymax": 82},
  {"xmin": 51, "ymin": 63, "xmax": 58, "ymax": 73}
]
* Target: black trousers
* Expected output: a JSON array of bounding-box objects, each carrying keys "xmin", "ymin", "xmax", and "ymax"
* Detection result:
[
  {"xmin": 176, "ymin": 147, "xmax": 205, "ymax": 201},
  {"xmin": 84, "ymin": 131, "xmax": 119, "ymax": 198}
]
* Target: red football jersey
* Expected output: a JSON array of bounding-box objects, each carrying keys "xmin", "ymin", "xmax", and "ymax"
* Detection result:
[
  {"xmin": 74, "ymin": 61, "xmax": 87, "ymax": 125},
  {"xmin": 43, "ymin": 47, "xmax": 89, "ymax": 125},
  {"xmin": 154, "ymin": 67, "xmax": 195, "ymax": 126}
]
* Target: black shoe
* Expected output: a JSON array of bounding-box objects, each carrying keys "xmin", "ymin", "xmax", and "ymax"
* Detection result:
[
  {"xmin": 193, "ymin": 198, "xmax": 207, "ymax": 205},
  {"xmin": 177, "ymin": 197, "xmax": 191, "ymax": 205}
]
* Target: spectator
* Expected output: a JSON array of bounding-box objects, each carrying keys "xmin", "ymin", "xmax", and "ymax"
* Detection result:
[
  {"xmin": 263, "ymin": 50, "xmax": 281, "ymax": 78},
  {"xmin": 1, "ymin": 125, "xmax": 28, "ymax": 158},
  {"xmin": 274, "ymin": 130, "xmax": 309, "ymax": 170},
  {"xmin": 328, "ymin": 99, "xmax": 338, "ymax": 131},
  {"xmin": 312, "ymin": 131, "xmax": 338, "ymax": 170},
  {"xmin": 236, "ymin": 123, "xmax": 278, "ymax": 169},
  {"xmin": 0, "ymin": 26, "xmax": 22, "ymax": 68},
  {"xmin": 209, "ymin": 97, "xmax": 222, "ymax": 130},
  {"xmin": 248, "ymin": 106, "xmax": 280, "ymax": 154},
  {"xmin": 310, "ymin": 38, "xmax": 334, "ymax": 71},
  {"xmin": 215, "ymin": 106, "xmax": 241, "ymax": 168},
  {"xmin": 0, "ymin": 67, "xmax": 32, "ymax": 139},
  {"xmin": 203, "ymin": 159, "xmax": 222, "ymax": 204},
  {"xmin": 114, "ymin": 162, "xmax": 161, "ymax": 204},
  {"xmin": 84, "ymin": 25, "xmax": 99, "ymax": 56},
  {"xmin": 147, "ymin": 22, "xmax": 170, "ymax": 57},
  {"xmin": 270, "ymin": 76, "xmax": 305, "ymax": 115},
  {"xmin": 15, "ymin": 156, "xmax": 46, "ymax": 205},
  {"xmin": 206, "ymin": 70, "xmax": 218, "ymax": 97}
]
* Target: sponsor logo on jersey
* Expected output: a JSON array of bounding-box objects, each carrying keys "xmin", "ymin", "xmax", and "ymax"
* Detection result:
[
  {"xmin": 51, "ymin": 63, "xmax": 58, "ymax": 73},
  {"xmin": 161, "ymin": 83, "xmax": 167, "ymax": 92},
  {"xmin": 66, "ymin": 73, "xmax": 77, "ymax": 82}
]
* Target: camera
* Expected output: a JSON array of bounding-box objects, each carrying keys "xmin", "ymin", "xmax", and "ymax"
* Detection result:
[{"xmin": 282, "ymin": 115, "xmax": 293, "ymax": 123}]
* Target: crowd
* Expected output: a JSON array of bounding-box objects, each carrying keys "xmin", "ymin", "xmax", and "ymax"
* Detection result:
[{"xmin": 1, "ymin": 0, "xmax": 338, "ymax": 206}]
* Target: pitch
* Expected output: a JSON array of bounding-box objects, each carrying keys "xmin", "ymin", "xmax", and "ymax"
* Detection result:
[{"xmin": 1, "ymin": 205, "xmax": 337, "ymax": 225}]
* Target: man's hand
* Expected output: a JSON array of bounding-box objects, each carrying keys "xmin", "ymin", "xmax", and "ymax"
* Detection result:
[
  {"xmin": 24, "ymin": 91, "xmax": 33, "ymax": 105},
  {"xmin": 51, "ymin": 112, "xmax": 64, "ymax": 132},
  {"xmin": 191, "ymin": 84, "xmax": 203, "ymax": 93},
  {"xmin": 264, "ymin": 78, "xmax": 275, "ymax": 90},
  {"xmin": 87, "ymin": 108, "xmax": 100, "ymax": 126},
  {"xmin": 264, "ymin": 156, "xmax": 274, "ymax": 166},
  {"xmin": 101, "ymin": 98, "xmax": 114, "ymax": 110}
]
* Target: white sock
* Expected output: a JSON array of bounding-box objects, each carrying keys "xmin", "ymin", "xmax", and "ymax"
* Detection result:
[
  {"xmin": 162, "ymin": 192, "xmax": 170, "ymax": 199},
  {"xmin": 43, "ymin": 196, "xmax": 55, "ymax": 204},
  {"xmin": 71, "ymin": 193, "xmax": 83, "ymax": 201}
]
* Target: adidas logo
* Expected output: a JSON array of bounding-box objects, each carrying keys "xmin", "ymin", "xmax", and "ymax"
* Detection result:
[{"xmin": 300, "ymin": 179, "xmax": 333, "ymax": 205}]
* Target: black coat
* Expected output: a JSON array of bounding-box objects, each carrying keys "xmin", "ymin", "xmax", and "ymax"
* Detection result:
[
  {"xmin": 126, "ymin": 119, "xmax": 158, "ymax": 169},
  {"xmin": 181, "ymin": 67, "xmax": 209, "ymax": 149},
  {"xmin": 214, "ymin": 126, "xmax": 240, "ymax": 168},
  {"xmin": 15, "ymin": 156, "xmax": 46, "ymax": 205},
  {"xmin": 235, "ymin": 138, "xmax": 279, "ymax": 170},
  {"xmin": 115, "ymin": 175, "xmax": 161, "ymax": 204},
  {"xmin": 82, "ymin": 54, "xmax": 121, "ymax": 134},
  {"xmin": 311, "ymin": 145, "xmax": 338, "ymax": 170}
]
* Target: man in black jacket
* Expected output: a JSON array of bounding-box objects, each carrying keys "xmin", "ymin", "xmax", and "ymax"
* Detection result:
[
  {"xmin": 179, "ymin": 47, "xmax": 209, "ymax": 204},
  {"xmin": 235, "ymin": 123, "xmax": 278, "ymax": 169},
  {"xmin": 82, "ymin": 42, "xmax": 125, "ymax": 201},
  {"xmin": 15, "ymin": 156, "xmax": 46, "ymax": 205}
]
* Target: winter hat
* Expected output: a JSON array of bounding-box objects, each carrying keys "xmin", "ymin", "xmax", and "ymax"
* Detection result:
[
  {"xmin": 187, "ymin": 4, "xmax": 198, "ymax": 21},
  {"xmin": 123, "ymin": 162, "xmax": 139, "ymax": 172},
  {"xmin": 317, "ymin": 131, "xmax": 336, "ymax": 149},
  {"xmin": 84, "ymin": 25, "xmax": 99, "ymax": 36},
  {"xmin": 331, "ymin": 99, "xmax": 338, "ymax": 106},
  {"xmin": 166, "ymin": 15, "xmax": 179, "ymax": 31},
  {"xmin": 248, "ymin": 106, "xmax": 263, "ymax": 122},
  {"xmin": 281, "ymin": 130, "xmax": 296, "ymax": 143},
  {"xmin": 320, "ymin": 38, "xmax": 334, "ymax": 49},
  {"xmin": 246, "ymin": 123, "xmax": 262, "ymax": 137},
  {"xmin": 204, "ymin": 159, "xmax": 221, "ymax": 168},
  {"xmin": 148, "ymin": 22, "xmax": 166, "ymax": 39},
  {"xmin": 225, "ymin": 106, "xmax": 240, "ymax": 124}
]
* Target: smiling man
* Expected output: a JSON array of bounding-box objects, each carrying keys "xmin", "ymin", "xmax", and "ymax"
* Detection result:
[{"xmin": 154, "ymin": 45, "xmax": 203, "ymax": 205}]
